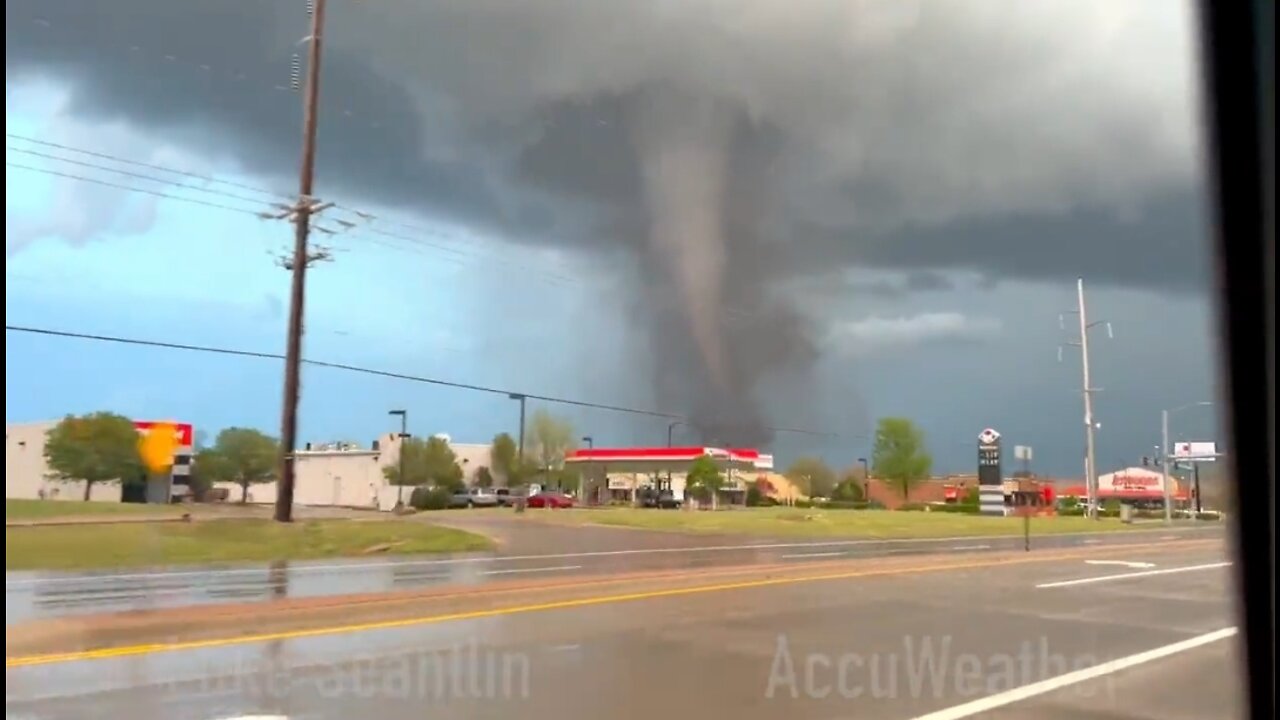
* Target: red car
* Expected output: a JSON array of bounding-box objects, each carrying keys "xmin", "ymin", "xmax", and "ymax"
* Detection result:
[{"xmin": 526, "ymin": 492, "xmax": 575, "ymax": 509}]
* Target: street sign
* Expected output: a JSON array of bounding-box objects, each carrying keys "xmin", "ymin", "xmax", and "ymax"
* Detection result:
[{"xmin": 1014, "ymin": 445, "xmax": 1033, "ymax": 461}]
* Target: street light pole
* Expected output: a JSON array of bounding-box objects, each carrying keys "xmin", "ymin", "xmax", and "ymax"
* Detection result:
[
  {"xmin": 858, "ymin": 457, "xmax": 870, "ymax": 502},
  {"xmin": 665, "ymin": 421, "xmax": 684, "ymax": 492},
  {"xmin": 389, "ymin": 409, "xmax": 407, "ymax": 507},
  {"xmin": 509, "ymin": 393, "xmax": 527, "ymax": 468}
]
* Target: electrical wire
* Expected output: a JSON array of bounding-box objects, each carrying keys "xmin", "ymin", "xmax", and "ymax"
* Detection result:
[
  {"xmin": 4, "ymin": 324, "xmax": 839, "ymax": 438},
  {"xmin": 5, "ymin": 162, "xmax": 267, "ymax": 217}
]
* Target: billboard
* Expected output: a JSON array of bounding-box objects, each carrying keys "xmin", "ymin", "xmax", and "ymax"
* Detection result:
[{"xmin": 1172, "ymin": 441, "xmax": 1217, "ymax": 461}]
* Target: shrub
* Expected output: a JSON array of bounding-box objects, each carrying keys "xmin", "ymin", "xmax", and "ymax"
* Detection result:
[
  {"xmin": 930, "ymin": 503, "xmax": 981, "ymax": 514},
  {"xmin": 1059, "ymin": 506, "xmax": 1086, "ymax": 516},
  {"xmin": 794, "ymin": 499, "xmax": 814, "ymax": 509},
  {"xmin": 409, "ymin": 486, "xmax": 451, "ymax": 511},
  {"xmin": 746, "ymin": 486, "xmax": 764, "ymax": 507},
  {"xmin": 898, "ymin": 502, "xmax": 927, "ymax": 512},
  {"xmin": 816, "ymin": 500, "xmax": 870, "ymax": 510}
]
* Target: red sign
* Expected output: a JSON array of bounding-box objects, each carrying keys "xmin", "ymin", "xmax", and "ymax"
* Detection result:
[
  {"xmin": 134, "ymin": 421, "xmax": 194, "ymax": 447},
  {"xmin": 1108, "ymin": 474, "xmax": 1160, "ymax": 490}
]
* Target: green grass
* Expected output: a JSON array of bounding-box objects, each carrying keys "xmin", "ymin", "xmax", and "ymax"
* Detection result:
[
  {"xmin": 532, "ymin": 506, "xmax": 1147, "ymax": 538},
  {"xmin": 6, "ymin": 518, "xmax": 494, "ymax": 571},
  {"xmin": 5, "ymin": 498, "xmax": 181, "ymax": 520}
]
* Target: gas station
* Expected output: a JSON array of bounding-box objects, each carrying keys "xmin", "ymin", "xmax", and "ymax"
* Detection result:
[{"xmin": 563, "ymin": 446, "xmax": 774, "ymax": 505}]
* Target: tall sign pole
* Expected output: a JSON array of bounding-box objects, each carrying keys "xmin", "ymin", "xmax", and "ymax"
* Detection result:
[{"xmin": 977, "ymin": 428, "xmax": 1005, "ymax": 516}]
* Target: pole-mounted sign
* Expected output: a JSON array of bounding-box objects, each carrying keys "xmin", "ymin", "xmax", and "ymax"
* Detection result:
[{"xmin": 977, "ymin": 428, "xmax": 1006, "ymax": 516}]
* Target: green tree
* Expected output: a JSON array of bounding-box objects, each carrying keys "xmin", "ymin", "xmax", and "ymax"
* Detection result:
[
  {"xmin": 385, "ymin": 436, "xmax": 465, "ymax": 491},
  {"xmin": 685, "ymin": 455, "xmax": 725, "ymax": 506},
  {"xmin": 871, "ymin": 417, "xmax": 933, "ymax": 501},
  {"xmin": 43, "ymin": 412, "xmax": 143, "ymax": 501},
  {"xmin": 784, "ymin": 456, "xmax": 837, "ymax": 499},
  {"xmin": 196, "ymin": 427, "xmax": 279, "ymax": 503},
  {"xmin": 832, "ymin": 472, "xmax": 866, "ymax": 502},
  {"xmin": 474, "ymin": 466, "xmax": 495, "ymax": 489},
  {"xmin": 527, "ymin": 410, "xmax": 576, "ymax": 478},
  {"xmin": 490, "ymin": 432, "xmax": 519, "ymax": 484}
]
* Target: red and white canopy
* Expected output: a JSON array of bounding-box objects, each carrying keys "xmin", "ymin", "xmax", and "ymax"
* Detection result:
[{"xmin": 565, "ymin": 446, "xmax": 774, "ymax": 473}]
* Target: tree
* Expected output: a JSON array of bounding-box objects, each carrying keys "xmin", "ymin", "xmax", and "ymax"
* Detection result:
[
  {"xmin": 490, "ymin": 432, "xmax": 519, "ymax": 484},
  {"xmin": 474, "ymin": 466, "xmax": 494, "ymax": 489},
  {"xmin": 685, "ymin": 455, "xmax": 725, "ymax": 506},
  {"xmin": 43, "ymin": 412, "xmax": 143, "ymax": 501},
  {"xmin": 197, "ymin": 427, "xmax": 279, "ymax": 503},
  {"xmin": 784, "ymin": 457, "xmax": 837, "ymax": 499},
  {"xmin": 384, "ymin": 436, "xmax": 465, "ymax": 491},
  {"xmin": 871, "ymin": 417, "xmax": 933, "ymax": 501},
  {"xmin": 527, "ymin": 410, "xmax": 576, "ymax": 475},
  {"xmin": 832, "ymin": 472, "xmax": 866, "ymax": 502}
]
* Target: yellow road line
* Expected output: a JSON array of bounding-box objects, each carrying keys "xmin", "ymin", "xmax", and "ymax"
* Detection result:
[{"xmin": 6, "ymin": 539, "xmax": 1223, "ymax": 668}]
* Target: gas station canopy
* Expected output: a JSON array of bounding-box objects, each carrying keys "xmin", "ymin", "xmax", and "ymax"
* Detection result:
[{"xmin": 564, "ymin": 446, "xmax": 774, "ymax": 474}]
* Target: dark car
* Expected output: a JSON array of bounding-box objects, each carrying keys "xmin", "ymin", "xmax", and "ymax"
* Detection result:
[{"xmin": 639, "ymin": 488, "xmax": 681, "ymax": 509}]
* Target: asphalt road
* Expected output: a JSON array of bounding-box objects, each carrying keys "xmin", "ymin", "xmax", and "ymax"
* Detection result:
[
  {"xmin": 5, "ymin": 522, "xmax": 1223, "ymax": 625},
  {"xmin": 5, "ymin": 536, "xmax": 1244, "ymax": 720}
]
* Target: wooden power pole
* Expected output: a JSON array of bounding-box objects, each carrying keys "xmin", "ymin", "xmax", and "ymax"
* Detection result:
[{"xmin": 275, "ymin": 0, "xmax": 328, "ymax": 523}]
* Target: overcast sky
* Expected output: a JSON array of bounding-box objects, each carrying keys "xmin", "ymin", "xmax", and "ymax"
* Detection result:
[{"xmin": 5, "ymin": 0, "xmax": 1226, "ymax": 476}]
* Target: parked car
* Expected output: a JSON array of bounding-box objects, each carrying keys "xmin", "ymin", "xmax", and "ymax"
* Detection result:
[
  {"xmin": 526, "ymin": 491, "xmax": 575, "ymax": 509},
  {"xmin": 450, "ymin": 488, "xmax": 501, "ymax": 508},
  {"xmin": 494, "ymin": 487, "xmax": 525, "ymax": 507}
]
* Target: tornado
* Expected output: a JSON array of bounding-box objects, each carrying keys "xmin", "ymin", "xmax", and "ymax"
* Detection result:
[{"xmin": 631, "ymin": 86, "xmax": 735, "ymax": 394}]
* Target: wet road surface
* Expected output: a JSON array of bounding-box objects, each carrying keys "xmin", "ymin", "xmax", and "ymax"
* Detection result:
[
  {"xmin": 5, "ymin": 524, "xmax": 1222, "ymax": 625},
  {"xmin": 4, "ymin": 538, "xmax": 1241, "ymax": 719}
]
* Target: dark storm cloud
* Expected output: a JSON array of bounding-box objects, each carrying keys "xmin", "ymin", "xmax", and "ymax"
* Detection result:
[
  {"xmin": 6, "ymin": 0, "xmax": 1204, "ymax": 442},
  {"xmin": 6, "ymin": 0, "xmax": 1205, "ymax": 286}
]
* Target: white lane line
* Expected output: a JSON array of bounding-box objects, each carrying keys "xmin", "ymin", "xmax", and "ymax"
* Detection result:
[
  {"xmin": 909, "ymin": 627, "xmax": 1237, "ymax": 720},
  {"xmin": 950, "ymin": 545, "xmax": 991, "ymax": 551},
  {"xmin": 1081, "ymin": 539, "xmax": 1102, "ymax": 544},
  {"xmin": 4, "ymin": 525, "xmax": 1222, "ymax": 587},
  {"xmin": 1084, "ymin": 560, "xmax": 1156, "ymax": 569},
  {"xmin": 480, "ymin": 565, "xmax": 582, "ymax": 576},
  {"xmin": 780, "ymin": 551, "xmax": 845, "ymax": 559},
  {"xmin": 1037, "ymin": 561, "xmax": 1232, "ymax": 589}
]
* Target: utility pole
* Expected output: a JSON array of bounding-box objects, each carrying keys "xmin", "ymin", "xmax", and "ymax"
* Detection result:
[
  {"xmin": 275, "ymin": 0, "xmax": 328, "ymax": 523},
  {"xmin": 1059, "ymin": 277, "xmax": 1112, "ymax": 520}
]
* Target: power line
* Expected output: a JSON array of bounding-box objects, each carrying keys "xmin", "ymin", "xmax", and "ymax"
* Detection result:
[
  {"xmin": 7, "ymin": 146, "xmax": 279, "ymax": 207},
  {"xmin": 6, "ymin": 133, "xmax": 289, "ymax": 201},
  {"xmin": 5, "ymin": 162, "xmax": 266, "ymax": 217},
  {"xmin": 5, "ymin": 324, "xmax": 838, "ymax": 439}
]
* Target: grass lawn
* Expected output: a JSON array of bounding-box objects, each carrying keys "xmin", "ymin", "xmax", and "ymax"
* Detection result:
[
  {"xmin": 5, "ymin": 498, "xmax": 182, "ymax": 520},
  {"xmin": 6, "ymin": 518, "xmax": 494, "ymax": 571},
  {"xmin": 530, "ymin": 506, "xmax": 1147, "ymax": 538}
]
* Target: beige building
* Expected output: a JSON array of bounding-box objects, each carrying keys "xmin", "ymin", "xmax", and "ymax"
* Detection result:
[
  {"xmin": 6, "ymin": 421, "xmax": 124, "ymax": 502},
  {"xmin": 6, "ymin": 421, "xmax": 495, "ymax": 511}
]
